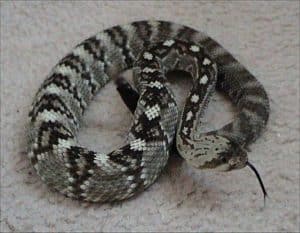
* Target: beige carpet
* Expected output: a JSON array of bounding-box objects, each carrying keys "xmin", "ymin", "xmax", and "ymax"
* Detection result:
[{"xmin": 1, "ymin": 1, "xmax": 299, "ymax": 232}]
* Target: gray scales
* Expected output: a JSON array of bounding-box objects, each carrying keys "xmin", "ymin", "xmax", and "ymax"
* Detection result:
[{"xmin": 27, "ymin": 20, "xmax": 269, "ymax": 203}]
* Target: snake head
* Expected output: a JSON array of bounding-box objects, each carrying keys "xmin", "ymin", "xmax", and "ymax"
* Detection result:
[
  {"xmin": 215, "ymin": 140, "xmax": 248, "ymax": 171},
  {"xmin": 180, "ymin": 135, "xmax": 248, "ymax": 172},
  {"xmin": 180, "ymin": 135, "xmax": 268, "ymax": 200}
]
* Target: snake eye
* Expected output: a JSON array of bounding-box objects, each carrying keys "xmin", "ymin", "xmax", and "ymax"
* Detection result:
[{"xmin": 221, "ymin": 157, "xmax": 227, "ymax": 163}]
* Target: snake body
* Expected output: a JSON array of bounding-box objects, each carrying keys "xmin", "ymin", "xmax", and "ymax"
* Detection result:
[{"xmin": 28, "ymin": 20, "xmax": 269, "ymax": 202}]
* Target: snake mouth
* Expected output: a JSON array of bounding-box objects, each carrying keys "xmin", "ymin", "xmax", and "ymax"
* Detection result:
[{"xmin": 246, "ymin": 161, "xmax": 268, "ymax": 203}]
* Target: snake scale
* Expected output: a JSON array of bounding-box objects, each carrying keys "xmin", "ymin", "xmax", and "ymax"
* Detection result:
[{"xmin": 28, "ymin": 20, "xmax": 269, "ymax": 202}]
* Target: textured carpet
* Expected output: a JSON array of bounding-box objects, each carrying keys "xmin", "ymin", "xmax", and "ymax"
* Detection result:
[{"xmin": 1, "ymin": 1, "xmax": 299, "ymax": 232}]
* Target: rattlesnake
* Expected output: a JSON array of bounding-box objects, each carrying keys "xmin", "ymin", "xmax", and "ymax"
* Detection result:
[{"xmin": 27, "ymin": 20, "xmax": 269, "ymax": 202}]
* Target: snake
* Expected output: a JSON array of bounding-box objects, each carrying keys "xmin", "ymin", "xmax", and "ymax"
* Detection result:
[{"xmin": 27, "ymin": 20, "xmax": 270, "ymax": 203}]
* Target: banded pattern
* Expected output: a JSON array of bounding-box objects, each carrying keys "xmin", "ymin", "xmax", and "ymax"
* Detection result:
[{"xmin": 28, "ymin": 20, "xmax": 269, "ymax": 202}]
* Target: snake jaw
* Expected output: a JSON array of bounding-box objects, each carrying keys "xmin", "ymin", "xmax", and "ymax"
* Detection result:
[
  {"xmin": 227, "ymin": 155, "xmax": 248, "ymax": 170},
  {"xmin": 225, "ymin": 143, "xmax": 248, "ymax": 171}
]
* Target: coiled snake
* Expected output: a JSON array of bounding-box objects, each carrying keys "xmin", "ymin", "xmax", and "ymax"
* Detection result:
[{"xmin": 28, "ymin": 20, "xmax": 269, "ymax": 202}]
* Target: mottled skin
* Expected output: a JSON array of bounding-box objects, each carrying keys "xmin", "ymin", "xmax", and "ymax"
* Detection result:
[{"xmin": 28, "ymin": 20, "xmax": 269, "ymax": 202}]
